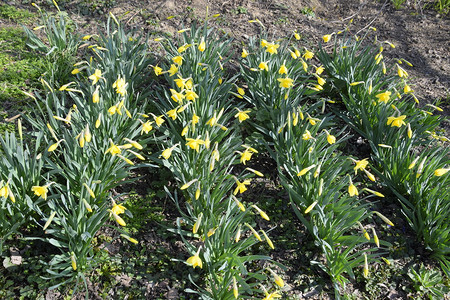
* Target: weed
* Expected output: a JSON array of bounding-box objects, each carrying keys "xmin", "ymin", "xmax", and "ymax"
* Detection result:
[
  {"xmin": 233, "ymin": 6, "xmax": 248, "ymax": 15},
  {"xmin": 300, "ymin": 7, "xmax": 315, "ymax": 18},
  {"xmin": 407, "ymin": 265, "xmax": 449, "ymax": 299},
  {"xmin": 391, "ymin": 0, "xmax": 407, "ymax": 9}
]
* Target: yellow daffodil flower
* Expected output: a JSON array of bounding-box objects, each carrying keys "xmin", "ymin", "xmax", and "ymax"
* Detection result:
[
  {"xmin": 322, "ymin": 34, "xmax": 332, "ymax": 43},
  {"xmin": 198, "ymin": 37, "xmax": 206, "ymax": 52},
  {"xmin": 172, "ymin": 55, "xmax": 183, "ymax": 65},
  {"xmin": 141, "ymin": 121, "xmax": 153, "ymax": 134},
  {"xmin": 234, "ymin": 109, "xmax": 251, "ymax": 122},
  {"xmin": 303, "ymin": 48, "xmax": 314, "ymax": 60},
  {"xmin": 113, "ymin": 77, "xmax": 128, "ymax": 96},
  {"xmin": 376, "ymin": 91, "xmax": 391, "ymax": 104},
  {"xmin": 251, "ymin": 205, "xmax": 270, "ymax": 221},
  {"xmin": 186, "ymin": 137, "xmax": 205, "ymax": 152},
  {"xmin": 277, "ymin": 77, "xmax": 293, "ymax": 88},
  {"xmin": 154, "ymin": 65, "xmax": 163, "ymax": 76},
  {"xmin": 302, "ymin": 130, "xmax": 313, "ymax": 140},
  {"xmin": 186, "ymin": 248, "xmax": 202, "ymax": 269},
  {"xmin": 387, "ymin": 115, "xmax": 406, "ymax": 127},
  {"xmin": 297, "ymin": 164, "xmax": 316, "ymax": 176},
  {"xmin": 266, "ymin": 42, "xmax": 280, "ymax": 54},
  {"xmin": 363, "ymin": 253, "xmax": 369, "ymax": 278},
  {"xmin": 305, "ymin": 200, "xmax": 318, "ymax": 214},
  {"xmin": 259, "ymin": 61, "xmax": 269, "ymax": 71},
  {"xmin": 242, "ymin": 48, "xmax": 249, "ymax": 58},
  {"xmin": 185, "ymin": 90, "xmax": 199, "ymax": 101},
  {"xmin": 233, "ymin": 179, "xmax": 251, "ymax": 195},
  {"xmin": 88, "ymin": 69, "xmax": 102, "ymax": 85},
  {"xmin": 31, "ymin": 182, "xmax": 53, "ymax": 200},
  {"xmin": 168, "ymin": 64, "xmax": 178, "ymax": 76},
  {"xmin": 434, "ymin": 168, "xmax": 449, "ymax": 176}
]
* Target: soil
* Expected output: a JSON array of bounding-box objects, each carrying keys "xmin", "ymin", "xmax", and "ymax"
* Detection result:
[{"xmin": 1, "ymin": 0, "xmax": 449, "ymax": 299}]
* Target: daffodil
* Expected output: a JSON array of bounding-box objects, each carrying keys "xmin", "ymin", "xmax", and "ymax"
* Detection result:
[
  {"xmin": 315, "ymin": 65, "xmax": 324, "ymax": 74},
  {"xmin": 140, "ymin": 120, "xmax": 153, "ymax": 134},
  {"xmin": 242, "ymin": 48, "xmax": 249, "ymax": 58},
  {"xmin": 105, "ymin": 141, "xmax": 121, "ymax": 156},
  {"xmin": 233, "ymin": 179, "xmax": 251, "ymax": 195},
  {"xmin": 278, "ymin": 63, "xmax": 288, "ymax": 75},
  {"xmin": 326, "ymin": 131, "xmax": 336, "ymax": 144},
  {"xmin": 397, "ymin": 64, "xmax": 408, "ymax": 78},
  {"xmin": 167, "ymin": 108, "xmax": 177, "ymax": 120},
  {"xmin": 259, "ymin": 61, "xmax": 269, "ymax": 71},
  {"xmin": 304, "ymin": 201, "xmax": 318, "ymax": 214},
  {"xmin": 303, "ymin": 48, "xmax": 314, "ymax": 60},
  {"xmin": 31, "ymin": 182, "xmax": 53, "ymax": 200},
  {"xmin": 363, "ymin": 253, "xmax": 369, "ymax": 278},
  {"xmin": 245, "ymin": 223, "xmax": 262, "ymax": 241},
  {"xmin": 251, "ymin": 204, "xmax": 270, "ymax": 221},
  {"xmin": 351, "ymin": 158, "xmax": 369, "ymax": 174},
  {"xmin": 387, "ymin": 115, "xmax": 406, "ymax": 127},
  {"xmin": 268, "ymin": 269, "xmax": 284, "ymax": 288},
  {"xmin": 71, "ymin": 252, "xmax": 77, "ymax": 271},
  {"xmin": 302, "ymin": 130, "xmax": 313, "ymax": 140},
  {"xmin": 404, "ymin": 84, "xmax": 412, "ymax": 94},
  {"xmin": 183, "ymin": 89, "xmax": 198, "ymax": 101},
  {"xmin": 349, "ymin": 183, "xmax": 358, "ymax": 197},
  {"xmin": 233, "ymin": 195, "xmax": 245, "ymax": 211},
  {"xmin": 322, "ymin": 34, "xmax": 332, "ymax": 43},
  {"xmin": 374, "ymin": 211, "xmax": 394, "ymax": 226},
  {"xmin": 193, "ymin": 213, "xmax": 202, "ymax": 234},
  {"xmin": 113, "ymin": 76, "xmax": 128, "ymax": 96},
  {"xmin": 111, "ymin": 210, "xmax": 126, "ymax": 226},
  {"xmin": 265, "ymin": 42, "xmax": 280, "ymax": 54},
  {"xmin": 376, "ymin": 91, "xmax": 391, "ymax": 104},
  {"xmin": 121, "ymin": 234, "xmax": 138, "ymax": 244},
  {"xmin": 172, "ymin": 55, "xmax": 183, "ymax": 65},
  {"xmin": 0, "ymin": 183, "xmax": 8, "ymax": 198},
  {"xmin": 170, "ymin": 89, "xmax": 185, "ymax": 103},
  {"xmin": 161, "ymin": 145, "xmax": 176, "ymax": 159},
  {"xmin": 88, "ymin": 69, "xmax": 103, "ymax": 85},
  {"xmin": 112, "ymin": 202, "xmax": 126, "ymax": 215},
  {"xmin": 186, "ymin": 248, "xmax": 203, "ymax": 269},
  {"xmin": 235, "ymin": 109, "xmax": 251, "ymax": 122},
  {"xmin": 153, "ymin": 114, "xmax": 165, "ymax": 126},
  {"xmin": 297, "ymin": 164, "xmax": 316, "ymax": 176},
  {"xmin": 434, "ymin": 168, "xmax": 449, "ymax": 176},
  {"xmin": 198, "ymin": 37, "xmax": 206, "ymax": 52},
  {"xmin": 48, "ymin": 139, "xmax": 64, "ymax": 152},
  {"xmin": 154, "ymin": 65, "xmax": 163, "ymax": 76},
  {"xmin": 186, "ymin": 137, "xmax": 205, "ymax": 152},
  {"xmin": 277, "ymin": 77, "xmax": 293, "ymax": 88},
  {"xmin": 348, "ymin": 176, "xmax": 358, "ymax": 197},
  {"xmin": 233, "ymin": 277, "xmax": 239, "ymax": 299},
  {"xmin": 168, "ymin": 64, "xmax": 178, "ymax": 76}
]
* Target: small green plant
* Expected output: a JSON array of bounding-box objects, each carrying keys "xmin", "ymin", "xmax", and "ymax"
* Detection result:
[
  {"xmin": 407, "ymin": 265, "xmax": 449, "ymax": 299},
  {"xmin": 300, "ymin": 7, "xmax": 315, "ymax": 18},
  {"xmin": 392, "ymin": 0, "xmax": 407, "ymax": 9},
  {"xmin": 233, "ymin": 6, "xmax": 248, "ymax": 15},
  {"xmin": 435, "ymin": 0, "xmax": 450, "ymax": 14}
]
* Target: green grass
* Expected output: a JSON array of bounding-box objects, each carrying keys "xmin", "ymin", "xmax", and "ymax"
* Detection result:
[
  {"xmin": 0, "ymin": 4, "xmax": 36, "ymax": 25},
  {"xmin": 0, "ymin": 27, "xmax": 45, "ymax": 108}
]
